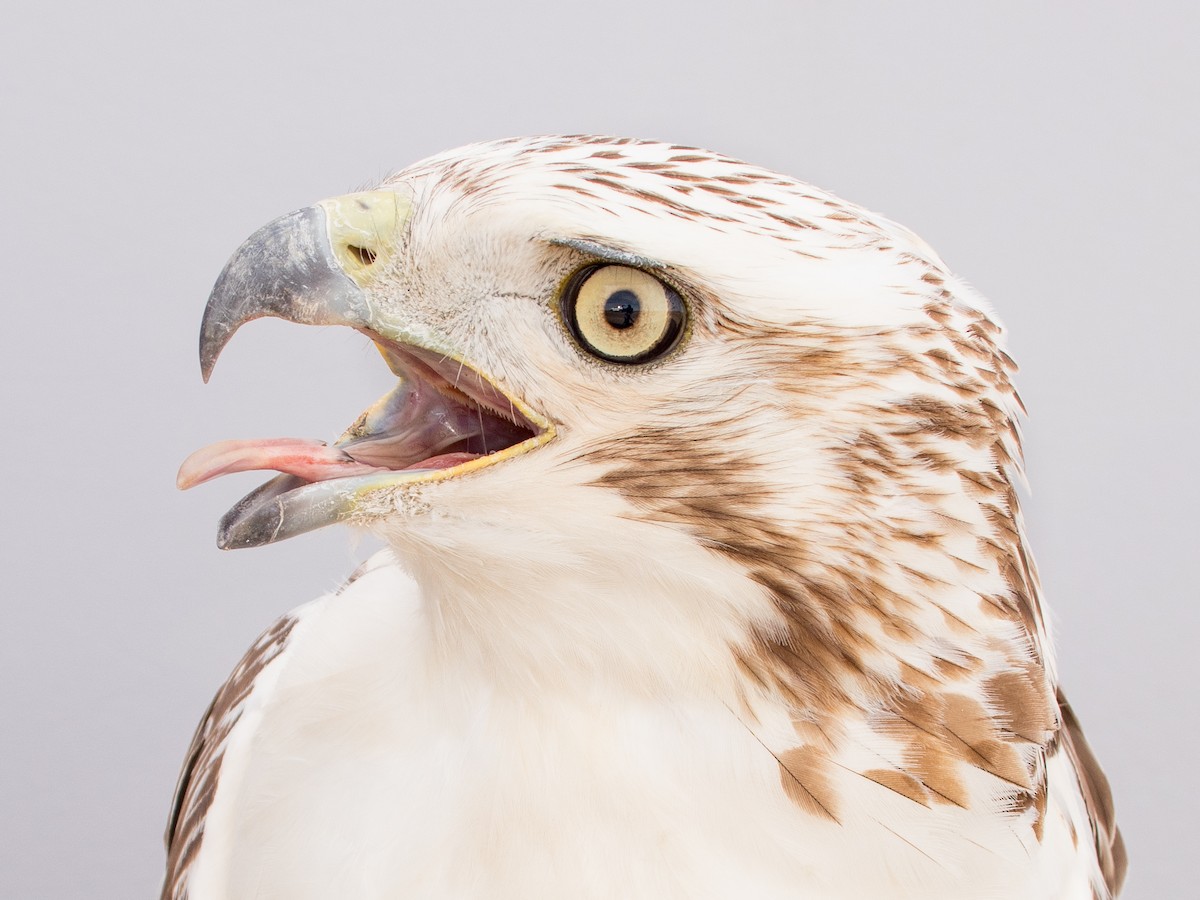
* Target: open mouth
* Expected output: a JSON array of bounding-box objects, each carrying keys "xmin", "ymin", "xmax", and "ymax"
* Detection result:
[
  {"xmin": 178, "ymin": 335, "xmax": 553, "ymax": 548},
  {"xmin": 181, "ymin": 190, "xmax": 560, "ymax": 548}
]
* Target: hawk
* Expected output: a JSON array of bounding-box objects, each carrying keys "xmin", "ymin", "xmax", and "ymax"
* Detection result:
[{"xmin": 167, "ymin": 136, "xmax": 1125, "ymax": 899}]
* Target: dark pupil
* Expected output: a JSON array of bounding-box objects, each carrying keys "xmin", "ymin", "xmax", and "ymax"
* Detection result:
[{"xmin": 603, "ymin": 289, "xmax": 640, "ymax": 329}]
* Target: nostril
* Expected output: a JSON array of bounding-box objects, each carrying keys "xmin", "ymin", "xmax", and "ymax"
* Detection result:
[{"xmin": 347, "ymin": 244, "xmax": 377, "ymax": 266}]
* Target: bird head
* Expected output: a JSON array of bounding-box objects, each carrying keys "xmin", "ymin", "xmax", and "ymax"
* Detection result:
[{"xmin": 182, "ymin": 136, "xmax": 1043, "ymax": 704}]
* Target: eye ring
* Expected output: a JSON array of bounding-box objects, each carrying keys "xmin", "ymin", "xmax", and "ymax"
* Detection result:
[{"xmin": 560, "ymin": 264, "xmax": 686, "ymax": 364}]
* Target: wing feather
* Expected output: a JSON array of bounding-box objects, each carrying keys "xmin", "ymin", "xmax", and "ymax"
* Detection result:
[
  {"xmin": 162, "ymin": 615, "xmax": 298, "ymax": 900},
  {"xmin": 1057, "ymin": 688, "xmax": 1127, "ymax": 897}
]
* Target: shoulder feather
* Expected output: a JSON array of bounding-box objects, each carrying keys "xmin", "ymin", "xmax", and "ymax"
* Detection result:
[
  {"xmin": 161, "ymin": 615, "xmax": 298, "ymax": 900},
  {"xmin": 1056, "ymin": 688, "xmax": 1127, "ymax": 897}
]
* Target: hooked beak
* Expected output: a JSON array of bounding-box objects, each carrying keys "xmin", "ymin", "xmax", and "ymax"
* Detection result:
[{"xmin": 182, "ymin": 190, "xmax": 554, "ymax": 549}]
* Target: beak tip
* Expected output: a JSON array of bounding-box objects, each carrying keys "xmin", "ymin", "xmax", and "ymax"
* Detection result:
[
  {"xmin": 215, "ymin": 522, "xmax": 240, "ymax": 550},
  {"xmin": 199, "ymin": 314, "xmax": 226, "ymax": 383},
  {"xmin": 217, "ymin": 496, "xmax": 284, "ymax": 551}
]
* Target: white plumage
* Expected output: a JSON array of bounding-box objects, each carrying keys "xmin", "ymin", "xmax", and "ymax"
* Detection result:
[{"xmin": 167, "ymin": 136, "xmax": 1124, "ymax": 899}]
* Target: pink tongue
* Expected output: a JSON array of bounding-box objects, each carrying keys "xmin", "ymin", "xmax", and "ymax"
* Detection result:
[
  {"xmin": 177, "ymin": 440, "xmax": 485, "ymax": 490},
  {"xmin": 177, "ymin": 438, "xmax": 385, "ymax": 490}
]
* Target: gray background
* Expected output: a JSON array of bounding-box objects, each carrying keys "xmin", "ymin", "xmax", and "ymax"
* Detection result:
[{"xmin": 1, "ymin": 2, "xmax": 1194, "ymax": 897}]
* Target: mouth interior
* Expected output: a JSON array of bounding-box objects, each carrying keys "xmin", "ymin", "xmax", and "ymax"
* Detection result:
[{"xmin": 178, "ymin": 339, "xmax": 542, "ymax": 491}]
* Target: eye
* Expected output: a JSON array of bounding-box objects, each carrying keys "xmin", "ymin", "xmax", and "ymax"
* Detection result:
[{"xmin": 561, "ymin": 265, "xmax": 686, "ymax": 364}]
